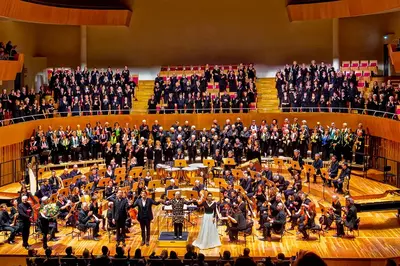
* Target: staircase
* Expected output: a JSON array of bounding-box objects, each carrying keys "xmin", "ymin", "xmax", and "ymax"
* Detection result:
[
  {"xmin": 256, "ymin": 78, "xmax": 280, "ymax": 113},
  {"xmin": 133, "ymin": 80, "xmax": 154, "ymax": 113}
]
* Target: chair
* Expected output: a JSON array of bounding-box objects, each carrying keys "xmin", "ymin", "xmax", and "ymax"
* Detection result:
[
  {"xmin": 345, "ymin": 217, "xmax": 360, "ymax": 237},
  {"xmin": 75, "ymin": 224, "xmax": 93, "ymax": 240},
  {"xmin": 306, "ymin": 224, "xmax": 323, "ymax": 241},
  {"xmin": 341, "ymin": 61, "xmax": 350, "ymax": 72},
  {"xmin": 363, "ymin": 70, "xmax": 371, "ymax": 82},
  {"xmin": 354, "ymin": 70, "xmax": 362, "ymax": 78},
  {"xmin": 107, "ymin": 225, "xmax": 116, "ymax": 243},
  {"xmin": 271, "ymin": 221, "xmax": 286, "ymax": 242},
  {"xmin": 351, "ymin": 60, "xmax": 360, "ymax": 70},
  {"xmin": 359, "ymin": 60, "xmax": 369, "ymax": 70}
]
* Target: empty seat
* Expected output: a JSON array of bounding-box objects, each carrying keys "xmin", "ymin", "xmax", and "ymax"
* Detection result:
[{"xmin": 351, "ymin": 60, "xmax": 360, "ymax": 70}]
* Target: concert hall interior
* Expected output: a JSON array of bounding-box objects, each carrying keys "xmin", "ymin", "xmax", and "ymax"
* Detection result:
[{"xmin": 1, "ymin": 1, "xmax": 400, "ymax": 266}]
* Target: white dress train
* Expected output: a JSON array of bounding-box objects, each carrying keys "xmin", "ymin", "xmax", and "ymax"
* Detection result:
[{"xmin": 192, "ymin": 202, "xmax": 221, "ymax": 249}]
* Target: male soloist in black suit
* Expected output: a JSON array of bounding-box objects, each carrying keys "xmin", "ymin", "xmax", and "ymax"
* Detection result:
[
  {"xmin": 112, "ymin": 190, "xmax": 129, "ymax": 246},
  {"xmin": 132, "ymin": 190, "xmax": 162, "ymax": 246}
]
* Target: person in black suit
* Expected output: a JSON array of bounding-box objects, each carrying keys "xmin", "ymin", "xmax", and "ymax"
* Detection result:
[
  {"xmin": 18, "ymin": 195, "xmax": 33, "ymax": 249},
  {"xmin": 192, "ymin": 180, "xmax": 204, "ymax": 196},
  {"xmin": 78, "ymin": 202, "xmax": 100, "ymax": 241},
  {"xmin": 226, "ymin": 206, "xmax": 246, "ymax": 241},
  {"xmin": 335, "ymin": 197, "xmax": 358, "ymax": 237},
  {"xmin": 325, "ymin": 155, "xmax": 339, "ymax": 187},
  {"xmin": 287, "ymin": 149, "xmax": 304, "ymax": 177},
  {"xmin": 0, "ymin": 203, "xmax": 17, "ymax": 244},
  {"xmin": 132, "ymin": 190, "xmax": 162, "ymax": 246},
  {"xmin": 112, "ymin": 190, "xmax": 129, "ymax": 246},
  {"xmin": 260, "ymin": 203, "xmax": 286, "ymax": 241},
  {"xmin": 333, "ymin": 162, "xmax": 351, "ymax": 194}
]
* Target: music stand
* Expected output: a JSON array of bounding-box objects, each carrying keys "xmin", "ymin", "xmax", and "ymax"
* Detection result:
[
  {"xmin": 98, "ymin": 177, "xmax": 110, "ymax": 188},
  {"xmin": 203, "ymin": 159, "xmax": 215, "ymax": 187},
  {"xmin": 58, "ymin": 188, "xmax": 69, "ymax": 197},
  {"xmin": 98, "ymin": 169, "xmax": 106, "ymax": 177},
  {"xmin": 62, "ymin": 178, "xmax": 73, "ymax": 189},
  {"xmin": 132, "ymin": 182, "xmax": 139, "ymax": 192},
  {"xmin": 166, "ymin": 179, "xmax": 179, "ymax": 188},
  {"xmin": 115, "ymin": 174, "xmax": 125, "ymax": 186},
  {"xmin": 234, "ymin": 185, "xmax": 245, "ymax": 195},
  {"xmin": 49, "ymin": 193, "xmax": 57, "ymax": 203},
  {"xmin": 273, "ymin": 158, "xmax": 284, "ymax": 173},
  {"xmin": 174, "ymin": 159, "xmax": 187, "ymax": 168},
  {"xmin": 174, "ymin": 159, "xmax": 187, "ymax": 183},
  {"xmin": 129, "ymin": 168, "xmax": 143, "ymax": 181},
  {"xmin": 214, "ymin": 178, "xmax": 228, "ymax": 201},
  {"xmin": 190, "ymin": 177, "xmax": 203, "ymax": 185},
  {"xmin": 290, "ymin": 161, "xmax": 301, "ymax": 173},
  {"xmin": 71, "ymin": 175, "xmax": 80, "ymax": 185},
  {"xmin": 303, "ymin": 165, "xmax": 315, "ymax": 194},
  {"xmin": 167, "ymin": 189, "xmax": 180, "ymax": 199},
  {"xmin": 231, "ymin": 169, "xmax": 244, "ymax": 184},
  {"xmin": 320, "ymin": 168, "xmax": 328, "ymax": 200},
  {"xmin": 114, "ymin": 167, "xmax": 126, "ymax": 176},
  {"xmin": 249, "ymin": 170, "xmax": 258, "ymax": 179},
  {"xmin": 223, "ymin": 158, "xmax": 236, "ymax": 166},
  {"xmin": 85, "ymin": 182, "xmax": 94, "ymax": 192}
]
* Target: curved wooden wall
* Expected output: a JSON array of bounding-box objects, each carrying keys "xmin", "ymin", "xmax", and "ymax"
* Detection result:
[
  {"xmin": 287, "ymin": 0, "xmax": 400, "ymax": 21},
  {"xmin": 0, "ymin": 113, "xmax": 399, "ymax": 148},
  {"xmin": 0, "ymin": 54, "xmax": 24, "ymax": 81},
  {"xmin": 388, "ymin": 44, "xmax": 400, "ymax": 73},
  {"xmin": 0, "ymin": 0, "xmax": 131, "ymax": 26}
]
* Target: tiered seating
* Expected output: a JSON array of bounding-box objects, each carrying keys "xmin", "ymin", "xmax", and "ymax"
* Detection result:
[
  {"xmin": 155, "ymin": 64, "xmax": 257, "ymax": 113},
  {"xmin": 341, "ymin": 60, "xmax": 377, "ymax": 84}
]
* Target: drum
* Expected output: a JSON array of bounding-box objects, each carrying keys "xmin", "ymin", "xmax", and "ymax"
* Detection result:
[
  {"xmin": 189, "ymin": 163, "xmax": 208, "ymax": 175},
  {"xmin": 156, "ymin": 164, "xmax": 169, "ymax": 177},
  {"xmin": 165, "ymin": 167, "xmax": 180, "ymax": 178},
  {"xmin": 182, "ymin": 167, "xmax": 198, "ymax": 180}
]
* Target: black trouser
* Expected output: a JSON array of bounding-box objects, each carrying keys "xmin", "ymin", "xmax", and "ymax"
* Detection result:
[
  {"xmin": 298, "ymin": 223, "xmax": 308, "ymax": 238},
  {"xmin": 21, "ymin": 220, "xmax": 30, "ymax": 247},
  {"xmin": 228, "ymin": 226, "xmax": 240, "ymax": 241},
  {"xmin": 139, "ymin": 219, "xmax": 151, "ymax": 242},
  {"xmin": 333, "ymin": 178, "xmax": 344, "ymax": 192},
  {"xmin": 311, "ymin": 169, "xmax": 321, "ymax": 183},
  {"xmin": 86, "ymin": 221, "xmax": 100, "ymax": 237},
  {"xmin": 116, "ymin": 219, "xmax": 125, "ymax": 242},
  {"xmin": 1, "ymin": 225, "xmax": 16, "ymax": 242},
  {"xmin": 173, "ymin": 222, "xmax": 183, "ymax": 237},
  {"xmin": 336, "ymin": 220, "xmax": 345, "ymax": 236}
]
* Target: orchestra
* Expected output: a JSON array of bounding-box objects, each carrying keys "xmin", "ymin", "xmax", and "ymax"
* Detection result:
[{"xmin": 8, "ymin": 117, "xmax": 369, "ymax": 249}]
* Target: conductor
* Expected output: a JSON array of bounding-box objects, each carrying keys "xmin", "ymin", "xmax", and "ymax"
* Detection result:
[{"xmin": 132, "ymin": 191, "xmax": 162, "ymax": 246}]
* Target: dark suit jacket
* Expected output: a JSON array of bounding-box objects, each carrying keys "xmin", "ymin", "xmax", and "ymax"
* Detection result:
[
  {"xmin": 133, "ymin": 198, "xmax": 160, "ymax": 221},
  {"xmin": 112, "ymin": 197, "xmax": 129, "ymax": 222}
]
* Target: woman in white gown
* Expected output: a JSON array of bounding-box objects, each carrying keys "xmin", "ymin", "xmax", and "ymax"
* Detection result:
[{"xmin": 193, "ymin": 192, "xmax": 221, "ymax": 249}]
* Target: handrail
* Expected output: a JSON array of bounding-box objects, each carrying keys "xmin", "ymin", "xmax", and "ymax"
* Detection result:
[{"xmin": 0, "ymin": 107, "xmax": 398, "ymax": 126}]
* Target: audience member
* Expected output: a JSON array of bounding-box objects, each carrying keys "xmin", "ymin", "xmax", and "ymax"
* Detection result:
[{"xmin": 234, "ymin": 248, "xmax": 256, "ymax": 266}]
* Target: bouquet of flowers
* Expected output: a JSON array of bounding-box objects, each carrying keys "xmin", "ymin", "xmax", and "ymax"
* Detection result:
[{"xmin": 40, "ymin": 203, "xmax": 60, "ymax": 219}]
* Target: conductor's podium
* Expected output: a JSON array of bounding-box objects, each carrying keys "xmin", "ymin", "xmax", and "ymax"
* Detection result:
[{"xmin": 158, "ymin": 231, "xmax": 189, "ymax": 247}]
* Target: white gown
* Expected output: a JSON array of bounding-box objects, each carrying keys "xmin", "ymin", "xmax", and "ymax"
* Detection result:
[{"xmin": 193, "ymin": 201, "xmax": 221, "ymax": 249}]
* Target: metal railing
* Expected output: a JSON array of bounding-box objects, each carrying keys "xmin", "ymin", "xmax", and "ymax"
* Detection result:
[{"xmin": 0, "ymin": 107, "xmax": 398, "ymax": 126}]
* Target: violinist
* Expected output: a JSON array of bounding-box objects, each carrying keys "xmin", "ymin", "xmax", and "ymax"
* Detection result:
[
  {"xmin": 225, "ymin": 205, "xmax": 246, "ymax": 241},
  {"xmin": 260, "ymin": 202, "xmax": 286, "ymax": 241},
  {"xmin": 335, "ymin": 197, "xmax": 358, "ymax": 237},
  {"xmin": 290, "ymin": 192, "xmax": 311, "ymax": 230},
  {"xmin": 56, "ymin": 194, "xmax": 70, "ymax": 221},
  {"xmin": 48, "ymin": 170, "xmax": 63, "ymax": 193},
  {"xmin": 105, "ymin": 180, "xmax": 116, "ymax": 200},
  {"xmin": 0, "ymin": 203, "xmax": 17, "ymax": 244},
  {"xmin": 298, "ymin": 202, "xmax": 317, "ymax": 240},
  {"xmin": 18, "ymin": 195, "xmax": 33, "ymax": 249},
  {"xmin": 78, "ymin": 202, "xmax": 100, "ymax": 241},
  {"xmin": 90, "ymin": 196, "xmax": 106, "ymax": 231},
  {"xmin": 284, "ymin": 172, "xmax": 302, "ymax": 199},
  {"xmin": 272, "ymin": 174, "xmax": 289, "ymax": 192}
]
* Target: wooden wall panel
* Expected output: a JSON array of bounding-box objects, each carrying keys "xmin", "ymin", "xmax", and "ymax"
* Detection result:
[
  {"xmin": 0, "ymin": 142, "xmax": 23, "ymax": 186},
  {"xmin": 287, "ymin": 0, "xmax": 400, "ymax": 21},
  {"xmin": 0, "ymin": 54, "xmax": 24, "ymax": 81},
  {"xmin": 0, "ymin": 0, "xmax": 132, "ymax": 26}
]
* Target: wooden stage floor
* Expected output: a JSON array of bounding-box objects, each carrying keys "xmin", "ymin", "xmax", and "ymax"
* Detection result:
[{"xmin": 0, "ymin": 169, "xmax": 399, "ymax": 260}]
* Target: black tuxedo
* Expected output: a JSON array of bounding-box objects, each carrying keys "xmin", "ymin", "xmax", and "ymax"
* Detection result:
[
  {"xmin": 112, "ymin": 197, "xmax": 129, "ymax": 243},
  {"xmin": 133, "ymin": 198, "xmax": 161, "ymax": 243}
]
